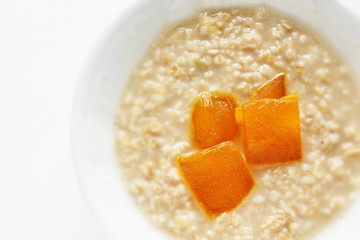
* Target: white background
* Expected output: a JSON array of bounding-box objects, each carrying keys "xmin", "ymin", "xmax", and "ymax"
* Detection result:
[{"xmin": 0, "ymin": 0, "xmax": 359, "ymax": 239}]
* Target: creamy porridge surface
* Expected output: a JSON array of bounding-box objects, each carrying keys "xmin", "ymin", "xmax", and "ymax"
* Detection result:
[{"xmin": 115, "ymin": 7, "xmax": 360, "ymax": 240}]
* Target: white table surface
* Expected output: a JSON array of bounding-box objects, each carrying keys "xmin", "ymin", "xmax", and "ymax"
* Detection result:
[{"xmin": 0, "ymin": 0, "xmax": 359, "ymax": 239}]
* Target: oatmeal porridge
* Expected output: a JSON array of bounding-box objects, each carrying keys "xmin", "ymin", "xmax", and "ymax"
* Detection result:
[{"xmin": 115, "ymin": 7, "xmax": 360, "ymax": 240}]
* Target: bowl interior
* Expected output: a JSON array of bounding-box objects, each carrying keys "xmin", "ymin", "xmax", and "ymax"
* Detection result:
[{"xmin": 71, "ymin": 0, "xmax": 360, "ymax": 239}]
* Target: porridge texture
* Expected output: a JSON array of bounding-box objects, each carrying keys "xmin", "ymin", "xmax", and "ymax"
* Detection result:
[{"xmin": 115, "ymin": 7, "xmax": 360, "ymax": 240}]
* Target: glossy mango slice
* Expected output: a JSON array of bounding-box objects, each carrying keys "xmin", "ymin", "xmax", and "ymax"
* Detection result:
[
  {"xmin": 177, "ymin": 141, "xmax": 255, "ymax": 217},
  {"xmin": 242, "ymin": 94, "xmax": 301, "ymax": 166},
  {"xmin": 236, "ymin": 73, "xmax": 286, "ymax": 125},
  {"xmin": 250, "ymin": 72, "xmax": 285, "ymax": 100},
  {"xmin": 191, "ymin": 91, "xmax": 239, "ymax": 149}
]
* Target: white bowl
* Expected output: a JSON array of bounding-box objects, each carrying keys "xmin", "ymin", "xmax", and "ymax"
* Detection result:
[{"xmin": 71, "ymin": 0, "xmax": 360, "ymax": 239}]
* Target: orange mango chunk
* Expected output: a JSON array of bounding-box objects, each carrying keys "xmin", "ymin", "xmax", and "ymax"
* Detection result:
[
  {"xmin": 250, "ymin": 72, "xmax": 285, "ymax": 100},
  {"xmin": 191, "ymin": 91, "xmax": 239, "ymax": 149},
  {"xmin": 242, "ymin": 94, "xmax": 302, "ymax": 166},
  {"xmin": 177, "ymin": 141, "xmax": 255, "ymax": 217}
]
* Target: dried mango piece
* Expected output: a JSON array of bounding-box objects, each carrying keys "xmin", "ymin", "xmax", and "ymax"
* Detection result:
[
  {"xmin": 177, "ymin": 141, "xmax": 255, "ymax": 217},
  {"xmin": 250, "ymin": 73, "xmax": 285, "ymax": 100},
  {"xmin": 236, "ymin": 73, "xmax": 285, "ymax": 125},
  {"xmin": 242, "ymin": 94, "xmax": 301, "ymax": 166},
  {"xmin": 191, "ymin": 91, "xmax": 239, "ymax": 149}
]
